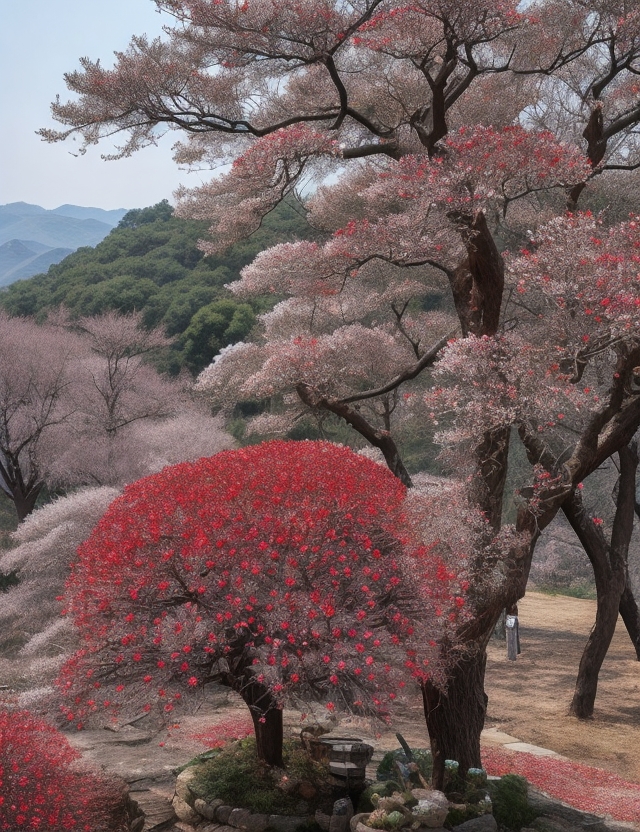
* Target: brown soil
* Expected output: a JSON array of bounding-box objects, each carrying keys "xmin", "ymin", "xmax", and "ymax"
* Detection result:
[{"xmin": 483, "ymin": 591, "xmax": 640, "ymax": 783}]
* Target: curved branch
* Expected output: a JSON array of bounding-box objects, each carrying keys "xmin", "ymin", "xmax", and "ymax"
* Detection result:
[
  {"xmin": 296, "ymin": 383, "xmax": 412, "ymax": 486},
  {"xmin": 338, "ymin": 331, "xmax": 454, "ymax": 405}
]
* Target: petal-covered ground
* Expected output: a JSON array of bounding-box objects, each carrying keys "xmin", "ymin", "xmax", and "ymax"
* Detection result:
[
  {"xmin": 484, "ymin": 592, "xmax": 640, "ymax": 786},
  {"xmin": 482, "ymin": 746, "xmax": 640, "ymax": 822},
  {"xmin": 187, "ymin": 713, "xmax": 254, "ymax": 748}
]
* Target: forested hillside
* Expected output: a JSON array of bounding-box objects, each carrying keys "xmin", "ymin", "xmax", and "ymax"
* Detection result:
[{"xmin": 0, "ymin": 199, "xmax": 314, "ymax": 374}]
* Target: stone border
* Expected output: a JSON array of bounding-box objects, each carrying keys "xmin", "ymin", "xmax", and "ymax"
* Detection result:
[{"xmin": 173, "ymin": 767, "xmax": 314, "ymax": 830}]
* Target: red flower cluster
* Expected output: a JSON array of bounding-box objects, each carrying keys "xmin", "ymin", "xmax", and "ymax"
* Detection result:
[
  {"xmin": 0, "ymin": 709, "xmax": 127, "ymax": 831},
  {"xmin": 58, "ymin": 441, "xmax": 466, "ymax": 729},
  {"xmin": 482, "ymin": 747, "xmax": 640, "ymax": 821}
]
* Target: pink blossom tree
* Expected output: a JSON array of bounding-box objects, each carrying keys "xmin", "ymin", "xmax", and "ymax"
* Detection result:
[
  {"xmin": 46, "ymin": 310, "xmax": 184, "ymax": 488},
  {"xmin": 58, "ymin": 441, "xmax": 470, "ymax": 767},
  {"xmin": 0, "ymin": 310, "xmax": 230, "ymax": 518},
  {"xmin": 39, "ymin": 0, "xmax": 640, "ymax": 782},
  {"xmin": 0, "ymin": 312, "xmax": 81, "ymax": 520},
  {"xmin": 0, "ymin": 415, "xmax": 234, "ymax": 704}
]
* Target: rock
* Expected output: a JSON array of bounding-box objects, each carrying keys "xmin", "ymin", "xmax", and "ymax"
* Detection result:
[
  {"xmin": 330, "ymin": 798, "xmax": 354, "ymax": 832},
  {"xmin": 242, "ymin": 812, "xmax": 270, "ymax": 832},
  {"xmin": 451, "ymin": 816, "xmax": 497, "ymax": 832},
  {"xmin": 229, "ymin": 807, "xmax": 253, "ymax": 828},
  {"xmin": 130, "ymin": 818, "xmax": 144, "ymax": 832},
  {"xmin": 174, "ymin": 768, "xmax": 198, "ymax": 803},
  {"xmin": 334, "ymin": 798, "xmax": 354, "ymax": 817},
  {"xmin": 216, "ymin": 805, "xmax": 235, "ymax": 823},
  {"xmin": 172, "ymin": 793, "xmax": 201, "ymax": 825},
  {"xmin": 316, "ymin": 810, "xmax": 331, "ymax": 831},
  {"xmin": 267, "ymin": 816, "xmax": 313, "ymax": 832},
  {"xmin": 411, "ymin": 791, "xmax": 449, "ymax": 828},
  {"xmin": 302, "ymin": 724, "xmax": 335, "ymax": 760},
  {"xmin": 130, "ymin": 786, "xmax": 177, "ymax": 830},
  {"xmin": 194, "ymin": 798, "xmax": 217, "ymax": 821},
  {"xmin": 411, "ymin": 789, "xmax": 434, "ymax": 801}
]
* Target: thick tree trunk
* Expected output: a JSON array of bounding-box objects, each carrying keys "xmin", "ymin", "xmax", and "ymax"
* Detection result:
[
  {"xmin": 251, "ymin": 705, "xmax": 284, "ymax": 767},
  {"xmin": 237, "ymin": 679, "xmax": 284, "ymax": 767},
  {"xmin": 449, "ymin": 210, "xmax": 505, "ymax": 338},
  {"xmin": 421, "ymin": 649, "xmax": 487, "ymax": 789},
  {"xmin": 567, "ymin": 105, "xmax": 607, "ymax": 211}
]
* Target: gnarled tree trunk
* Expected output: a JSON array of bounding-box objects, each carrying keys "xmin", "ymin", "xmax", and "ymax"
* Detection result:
[
  {"xmin": 564, "ymin": 443, "xmax": 638, "ymax": 718},
  {"xmin": 421, "ymin": 648, "xmax": 487, "ymax": 789},
  {"xmin": 238, "ymin": 678, "xmax": 284, "ymax": 767}
]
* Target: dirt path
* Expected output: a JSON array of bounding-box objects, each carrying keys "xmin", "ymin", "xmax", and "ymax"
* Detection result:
[{"xmin": 483, "ymin": 591, "xmax": 640, "ymax": 783}]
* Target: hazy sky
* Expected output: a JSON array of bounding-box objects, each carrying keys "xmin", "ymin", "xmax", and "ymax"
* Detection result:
[{"xmin": 1, "ymin": 1, "xmax": 210, "ymax": 210}]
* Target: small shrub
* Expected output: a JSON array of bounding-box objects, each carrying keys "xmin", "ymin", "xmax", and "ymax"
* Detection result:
[
  {"xmin": 375, "ymin": 747, "xmax": 433, "ymax": 784},
  {"xmin": 444, "ymin": 804, "xmax": 484, "ymax": 828},
  {"xmin": 0, "ymin": 708, "xmax": 129, "ymax": 832},
  {"xmin": 189, "ymin": 737, "xmax": 336, "ymax": 815},
  {"xmin": 488, "ymin": 775, "xmax": 538, "ymax": 831},
  {"xmin": 358, "ymin": 781, "xmax": 399, "ymax": 812}
]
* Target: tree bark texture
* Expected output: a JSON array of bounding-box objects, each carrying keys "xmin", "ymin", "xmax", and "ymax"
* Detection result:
[
  {"xmin": 474, "ymin": 426, "xmax": 511, "ymax": 530},
  {"xmin": 449, "ymin": 211, "xmax": 505, "ymax": 338},
  {"xmin": 251, "ymin": 705, "xmax": 284, "ymax": 767},
  {"xmin": 421, "ymin": 648, "xmax": 487, "ymax": 789},
  {"xmin": 564, "ymin": 444, "xmax": 638, "ymax": 718},
  {"xmin": 567, "ymin": 105, "xmax": 607, "ymax": 210},
  {"xmin": 296, "ymin": 383, "xmax": 413, "ymax": 486},
  {"xmin": 238, "ymin": 678, "xmax": 284, "ymax": 767},
  {"xmin": 619, "ymin": 579, "xmax": 640, "ymax": 660}
]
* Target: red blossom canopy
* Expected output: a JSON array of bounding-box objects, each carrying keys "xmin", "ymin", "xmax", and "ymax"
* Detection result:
[{"xmin": 58, "ymin": 441, "xmax": 467, "ymax": 734}]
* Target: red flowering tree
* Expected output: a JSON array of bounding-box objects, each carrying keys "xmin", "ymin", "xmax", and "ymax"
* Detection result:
[
  {"xmin": 0, "ymin": 708, "xmax": 129, "ymax": 832},
  {"xmin": 58, "ymin": 441, "xmax": 469, "ymax": 766}
]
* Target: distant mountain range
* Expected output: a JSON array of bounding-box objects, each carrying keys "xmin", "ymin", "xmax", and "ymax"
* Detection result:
[{"xmin": 0, "ymin": 202, "xmax": 129, "ymax": 287}]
